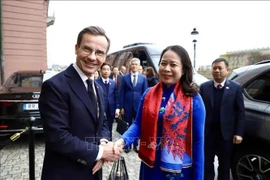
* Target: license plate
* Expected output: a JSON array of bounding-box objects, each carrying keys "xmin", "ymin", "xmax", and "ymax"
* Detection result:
[{"xmin": 23, "ymin": 103, "xmax": 39, "ymax": 110}]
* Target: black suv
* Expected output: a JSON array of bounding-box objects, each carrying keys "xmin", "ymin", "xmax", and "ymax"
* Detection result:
[
  {"xmin": 106, "ymin": 43, "xmax": 208, "ymax": 85},
  {"xmin": 0, "ymin": 70, "xmax": 59, "ymax": 134},
  {"xmin": 228, "ymin": 60, "xmax": 270, "ymax": 180}
]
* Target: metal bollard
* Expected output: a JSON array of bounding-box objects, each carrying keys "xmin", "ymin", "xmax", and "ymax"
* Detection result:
[{"xmin": 28, "ymin": 117, "xmax": 36, "ymax": 180}]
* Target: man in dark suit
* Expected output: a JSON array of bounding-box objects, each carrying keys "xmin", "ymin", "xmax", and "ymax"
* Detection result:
[
  {"xmin": 109, "ymin": 66, "xmax": 122, "ymax": 92},
  {"xmin": 120, "ymin": 58, "xmax": 148, "ymax": 153},
  {"xmin": 200, "ymin": 58, "xmax": 245, "ymax": 180},
  {"xmin": 96, "ymin": 63, "xmax": 120, "ymax": 141},
  {"xmin": 39, "ymin": 26, "xmax": 121, "ymax": 180},
  {"xmin": 119, "ymin": 65, "xmax": 127, "ymax": 76}
]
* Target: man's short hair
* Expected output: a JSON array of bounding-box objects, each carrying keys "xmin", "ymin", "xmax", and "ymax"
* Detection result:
[
  {"xmin": 212, "ymin": 58, "xmax": 229, "ymax": 67},
  {"xmin": 100, "ymin": 62, "xmax": 112, "ymax": 70},
  {"xmin": 76, "ymin": 26, "xmax": 110, "ymax": 53},
  {"xmin": 130, "ymin": 58, "xmax": 140, "ymax": 65}
]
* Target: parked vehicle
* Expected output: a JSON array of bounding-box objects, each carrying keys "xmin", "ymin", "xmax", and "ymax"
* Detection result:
[
  {"xmin": 106, "ymin": 43, "xmax": 208, "ymax": 86},
  {"xmin": 0, "ymin": 70, "xmax": 59, "ymax": 134},
  {"xmin": 228, "ymin": 60, "xmax": 270, "ymax": 180}
]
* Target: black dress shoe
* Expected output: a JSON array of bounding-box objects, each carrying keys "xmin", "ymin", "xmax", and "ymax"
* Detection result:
[
  {"xmin": 124, "ymin": 149, "xmax": 131, "ymax": 153},
  {"xmin": 134, "ymin": 147, "xmax": 139, "ymax": 153}
]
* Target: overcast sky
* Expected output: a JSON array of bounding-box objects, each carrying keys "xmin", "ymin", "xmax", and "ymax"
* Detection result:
[{"xmin": 47, "ymin": 1, "xmax": 270, "ymax": 68}]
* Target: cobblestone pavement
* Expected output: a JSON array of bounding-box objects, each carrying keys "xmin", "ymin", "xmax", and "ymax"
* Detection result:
[
  {"xmin": 0, "ymin": 123, "xmax": 230, "ymax": 180},
  {"xmin": 0, "ymin": 123, "xmax": 140, "ymax": 180}
]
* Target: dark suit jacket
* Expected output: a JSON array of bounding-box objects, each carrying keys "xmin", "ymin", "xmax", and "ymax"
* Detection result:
[
  {"xmin": 39, "ymin": 65, "xmax": 109, "ymax": 180},
  {"xmin": 95, "ymin": 78, "xmax": 119, "ymax": 116},
  {"xmin": 200, "ymin": 79, "xmax": 245, "ymax": 141},
  {"xmin": 120, "ymin": 73, "xmax": 148, "ymax": 112}
]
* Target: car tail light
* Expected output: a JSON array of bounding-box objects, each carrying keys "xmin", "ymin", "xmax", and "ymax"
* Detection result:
[
  {"xmin": 0, "ymin": 125, "xmax": 8, "ymax": 129},
  {"xmin": 0, "ymin": 102, "xmax": 14, "ymax": 107}
]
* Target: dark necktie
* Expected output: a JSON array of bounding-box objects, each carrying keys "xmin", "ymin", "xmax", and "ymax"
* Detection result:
[
  {"xmin": 217, "ymin": 84, "xmax": 222, "ymax": 89},
  {"xmin": 132, "ymin": 74, "xmax": 136, "ymax": 87},
  {"xmin": 104, "ymin": 80, "xmax": 109, "ymax": 93},
  {"xmin": 86, "ymin": 79, "xmax": 97, "ymax": 116}
]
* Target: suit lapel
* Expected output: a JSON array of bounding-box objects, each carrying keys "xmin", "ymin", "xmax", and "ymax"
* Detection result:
[
  {"xmin": 108, "ymin": 79, "xmax": 113, "ymax": 95},
  {"xmin": 136, "ymin": 74, "xmax": 141, "ymax": 87},
  {"xmin": 209, "ymin": 81, "xmax": 214, "ymax": 108},
  {"xmin": 221, "ymin": 80, "xmax": 230, "ymax": 104},
  {"xmin": 96, "ymin": 78, "xmax": 106, "ymax": 94},
  {"xmin": 127, "ymin": 74, "xmax": 134, "ymax": 89},
  {"xmin": 65, "ymin": 65, "xmax": 97, "ymax": 121}
]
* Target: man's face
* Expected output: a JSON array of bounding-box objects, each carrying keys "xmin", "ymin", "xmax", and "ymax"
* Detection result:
[
  {"xmin": 138, "ymin": 66, "xmax": 143, "ymax": 74},
  {"xmin": 112, "ymin": 67, "xmax": 119, "ymax": 75},
  {"xmin": 100, "ymin": 65, "xmax": 111, "ymax": 79},
  {"xmin": 130, "ymin": 61, "xmax": 139, "ymax": 73},
  {"xmin": 75, "ymin": 33, "xmax": 108, "ymax": 78},
  {"xmin": 121, "ymin": 66, "xmax": 126, "ymax": 74},
  {"xmin": 211, "ymin": 61, "xmax": 229, "ymax": 83}
]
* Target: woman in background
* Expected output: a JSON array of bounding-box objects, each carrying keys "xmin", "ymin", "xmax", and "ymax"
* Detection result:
[{"xmin": 144, "ymin": 66, "xmax": 159, "ymax": 87}]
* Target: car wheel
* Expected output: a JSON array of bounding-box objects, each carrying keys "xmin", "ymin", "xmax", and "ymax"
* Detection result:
[{"xmin": 232, "ymin": 148, "xmax": 270, "ymax": 180}]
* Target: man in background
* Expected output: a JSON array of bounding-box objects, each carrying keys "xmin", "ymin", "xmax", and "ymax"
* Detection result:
[
  {"xmin": 120, "ymin": 58, "xmax": 148, "ymax": 153},
  {"xmin": 110, "ymin": 66, "xmax": 122, "ymax": 92},
  {"xmin": 200, "ymin": 58, "xmax": 245, "ymax": 180},
  {"xmin": 96, "ymin": 63, "xmax": 120, "ymax": 141},
  {"xmin": 119, "ymin": 65, "xmax": 127, "ymax": 76},
  {"xmin": 138, "ymin": 65, "xmax": 143, "ymax": 74}
]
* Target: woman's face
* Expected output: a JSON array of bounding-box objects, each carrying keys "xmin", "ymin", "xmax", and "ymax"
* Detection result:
[{"xmin": 158, "ymin": 50, "xmax": 183, "ymax": 87}]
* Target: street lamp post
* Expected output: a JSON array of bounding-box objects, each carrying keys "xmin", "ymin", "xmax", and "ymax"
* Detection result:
[{"xmin": 191, "ymin": 28, "xmax": 199, "ymax": 69}]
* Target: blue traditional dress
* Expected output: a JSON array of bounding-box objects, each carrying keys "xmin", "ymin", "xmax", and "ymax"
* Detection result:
[{"xmin": 121, "ymin": 82, "xmax": 205, "ymax": 180}]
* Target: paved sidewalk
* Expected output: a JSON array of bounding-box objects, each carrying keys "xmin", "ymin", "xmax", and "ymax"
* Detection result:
[
  {"xmin": 0, "ymin": 122, "xmax": 140, "ymax": 180},
  {"xmin": 0, "ymin": 123, "xmax": 229, "ymax": 180}
]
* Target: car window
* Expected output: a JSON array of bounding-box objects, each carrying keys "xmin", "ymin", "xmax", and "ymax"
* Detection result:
[
  {"xmin": 3, "ymin": 73, "xmax": 42, "ymax": 88},
  {"xmin": 244, "ymin": 71, "xmax": 270, "ymax": 102},
  {"xmin": 22, "ymin": 76, "xmax": 42, "ymax": 87}
]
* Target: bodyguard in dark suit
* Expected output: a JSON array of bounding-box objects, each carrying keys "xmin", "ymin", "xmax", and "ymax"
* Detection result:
[
  {"xmin": 96, "ymin": 63, "xmax": 120, "ymax": 141},
  {"xmin": 200, "ymin": 58, "xmax": 245, "ymax": 180},
  {"xmin": 109, "ymin": 66, "xmax": 122, "ymax": 92},
  {"xmin": 120, "ymin": 58, "xmax": 148, "ymax": 153},
  {"xmin": 39, "ymin": 26, "xmax": 121, "ymax": 180}
]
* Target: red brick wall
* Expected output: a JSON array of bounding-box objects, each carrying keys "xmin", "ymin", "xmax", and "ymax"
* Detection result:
[{"xmin": 2, "ymin": 0, "xmax": 48, "ymax": 82}]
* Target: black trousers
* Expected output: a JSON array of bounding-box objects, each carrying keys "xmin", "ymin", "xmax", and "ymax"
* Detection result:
[{"xmin": 204, "ymin": 131, "xmax": 234, "ymax": 180}]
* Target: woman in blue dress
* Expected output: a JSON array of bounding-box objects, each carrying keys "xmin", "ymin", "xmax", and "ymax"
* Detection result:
[{"xmin": 115, "ymin": 45, "xmax": 206, "ymax": 180}]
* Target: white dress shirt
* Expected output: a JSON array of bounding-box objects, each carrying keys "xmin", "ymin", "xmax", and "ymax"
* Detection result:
[{"xmin": 213, "ymin": 79, "xmax": 226, "ymax": 89}]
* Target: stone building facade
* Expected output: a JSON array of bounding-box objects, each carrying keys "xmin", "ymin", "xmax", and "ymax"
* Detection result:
[
  {"xmin": 197, "ymin": 47, "xmax": 270, "ymax": 79},
  {"xmin": 220, "ymin": 47, "xmax": 270, "ymax": 69}
]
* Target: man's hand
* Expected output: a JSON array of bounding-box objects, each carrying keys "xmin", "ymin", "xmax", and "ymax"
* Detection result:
[
  {"xmin": 101, "ymin": 142, "xmax": 122, "ymax": 162},
  {"xmin": 120, "ymin": 108, "xmax": 125, "ymax": 115},
  {"xmin": 92, "ymin": 159, "xmax": 104, "ymax": 174},
  {"xmin": 233, "ymin": 135, "xmax": 243, "ymax": 144}
]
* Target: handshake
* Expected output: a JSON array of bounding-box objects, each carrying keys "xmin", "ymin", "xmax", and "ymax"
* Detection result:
[{"xmin": 92, "ymin": 139, "xmax": 126, "ymax": 174}]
